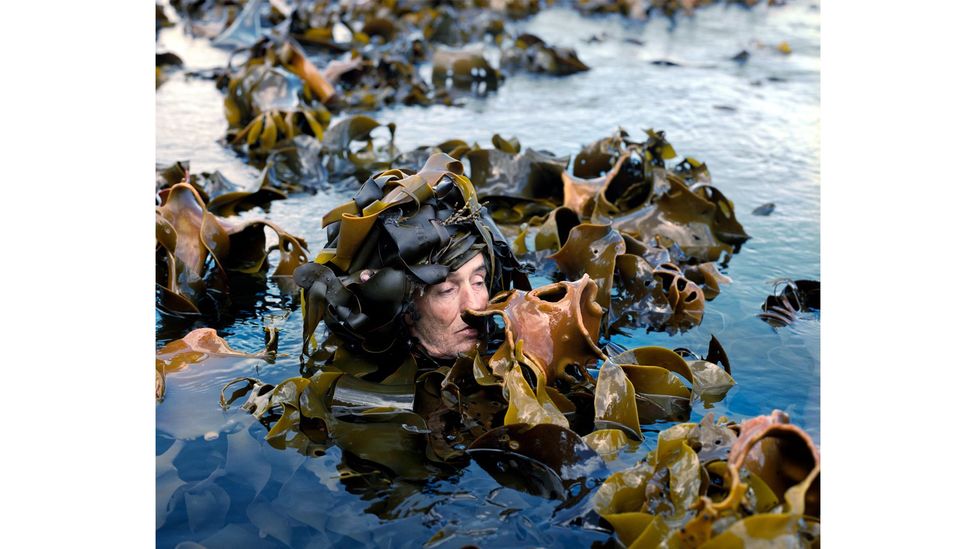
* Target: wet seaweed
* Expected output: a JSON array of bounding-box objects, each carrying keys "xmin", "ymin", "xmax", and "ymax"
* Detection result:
[
  {"xmin": 594, "ymin": 411, "xmax": 819, "ymax": 547},
  {"xmin": 758, "ymin": 278, "xmax": 820, "ymax": 326},
  {"xmin": 155, "ymin": 181, "xmax": 309, "ymax": 317}
]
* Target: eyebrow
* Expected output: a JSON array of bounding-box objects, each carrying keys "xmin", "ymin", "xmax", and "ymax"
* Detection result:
[{"xmin": 445, "ymin": 265, "xmax": 487, "ymax": 281}]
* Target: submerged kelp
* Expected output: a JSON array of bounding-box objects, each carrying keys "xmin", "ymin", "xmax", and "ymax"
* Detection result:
[{"xmin": 593, "ymin": 411, "xmax": 819, "ymax": 547}]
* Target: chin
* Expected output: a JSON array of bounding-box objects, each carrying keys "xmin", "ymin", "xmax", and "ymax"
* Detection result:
[{"xmin": 443, "ymin": 338, "xmax": 479, "ymax": 358}]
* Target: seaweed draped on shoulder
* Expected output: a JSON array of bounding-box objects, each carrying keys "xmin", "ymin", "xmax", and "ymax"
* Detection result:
[{"xmin": 294, "ymin": 152, "xmax": 530, "ymax": 363}]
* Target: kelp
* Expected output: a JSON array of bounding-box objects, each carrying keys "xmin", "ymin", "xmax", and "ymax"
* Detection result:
[
  {"xmin": 432, "ymin": 48, "xmax": 502, "ymax": 92},
  {"xmin": 752, "ymin": 202, "xmax": 775, "ymax": 216},
  {"xmin": 546, "ymin": 222, "xmax": 722, "ymax": 334},
  {"xmin": 156, "ymin": 160, "xmax": 287, "ymax": 214},
  {"xmin": 501, "ymin": 33, "xmax": 589, "ymax": 76},
  {"xmin": 468, "ymin": 423, "xmax": 607, "ymax": 504},
  {"xmin": 468, "ymin": 276, "xmax": 605, "ymax": 385},
  {"xmin": 212, "ymin": 0, "xmax": 271, "ymax": 50},
  {"xmin": 156, "ymin": 182, "xmax": 309, "ymax": 317},
  {"xmin": 321, "ymin": 114, "xmax": 398, "ymax": 183},
  {"xmin": 467, "ymin": 142, "xmax": 568, "ymax": 208},
  {"xmin": 156, "ymin": 52, "xmax": 183, "ymax": 89},
  {"xmin": 594, "ymin": 411, "xmax": 819, "ymax": 548},
  {"xmin": 157, "ymin": 327, "xmax": 276, "ymax": 401},
  {"xmin": 221, "ymin": 37, "xmax": 334, "ymax": 164},
  {"xmin": 294, "ymin": 152, "xmax": 529, "ymax": 357},
  {"xmin": 759, "ymin": 279, "xmax": 821, "ymax": 327}
]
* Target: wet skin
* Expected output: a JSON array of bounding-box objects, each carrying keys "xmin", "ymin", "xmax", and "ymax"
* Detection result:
[{"xmin": 406, "ymin": 254, "xmax": 489, "ymax": 359}]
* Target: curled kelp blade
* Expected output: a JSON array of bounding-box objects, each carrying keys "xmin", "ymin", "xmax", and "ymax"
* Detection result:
[
  {"xmin": 550, "ymin": 223, "xmax": 625, "ymax": 311},
  {"xmin": 653, "ymin": 263, "xmax": 706, "ymax": 333},
  {"xmin": 155, "ymin": 183, "xmax": 308, "ymax": 316},
  {"xmin": 700, "ymin": 514, "xmax": 820, "ymax": 548},
  {"xmin": 609, "ymin": 253, "xmax": 673, "ymax": 334},
  {"xmin": 683, "ymin": 262, "xmax": 732, "ymax": 301},
  {"xmin": 431, "ymin": 49, "xmax": 501, "ymax": 89},
  {"xmin": 212, "ymin": 0, "xmax": 267, "ymax": 49},
  {"xmin": 681, "ymin": 411, "xmax": 820, "ymax": 545},
  {"xmin": 562, "ymin": 154, "xmax": 629, "ymax": 218},
  {"xmin": 468, "ymin": 423, "xmax": 608, "ymax": 504},
  {"xmin": 607, "ymin": 346, "xmax": 694, "ymax": 424},
  {"xmin": 461, "ymin": 142, "xmax": 568, "ymax": 227},
  {"xmin": 469, "ymin": 276, "xmax": 605, "ymax": 385},
  {"xmin": 727, "ymin": 411, "xmax": 820, "ymax": 517},
  {"xmin": 594, "ymin": 415, "xmax": 755, "ymax": 547}
]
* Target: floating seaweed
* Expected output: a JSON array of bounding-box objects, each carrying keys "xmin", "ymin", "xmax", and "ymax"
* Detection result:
[
  {"xmin": 501, "ymin": 33, "xmax": 589, "ymax": 76},
  {"xmin": 759, "ymin": 279, "xmax": 820, "ymax": 326},
  {"xmin": 155, "ymin": 182, "xmax": 309, "ymax": 317},
  {"xmin": 155, "ymin": 160, "xmax": 287, "ymax": 214},
  {"xmin": 594, "ymin": 411, "xmax": 819, "ymax": 547},
  {"xmin": 752, "ymin": 202, "xmax": 775, "ymax": 215},
  {"xmin": 157, "ymin": 327, "xmax": 276, "ymax": 401},
  {"xmin": 156, "ymin": 51, "xmax": 183, "ymax": 89},
  {"xmin": 221, "ymin": 280, "xmax": 736, "ymax": 503}
]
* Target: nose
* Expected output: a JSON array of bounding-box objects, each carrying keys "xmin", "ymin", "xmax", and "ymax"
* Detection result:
[{"xmin": 458, "ymin": 280, "xmax": 486, "ymax": 313}]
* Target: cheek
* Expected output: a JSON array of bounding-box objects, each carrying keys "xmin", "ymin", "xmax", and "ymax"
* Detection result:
[
  {"xmin": 427, "ymin": 297, "xmax": 460, "ymax": 327},
  {"xmin": 474, "ymin": 286, "xmax": 489, "ymax": 309}
]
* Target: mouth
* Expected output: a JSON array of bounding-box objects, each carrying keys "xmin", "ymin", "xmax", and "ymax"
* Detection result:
[{"xmin": 457, "ymin": 326, "xmax": 479, "ymax": 338}]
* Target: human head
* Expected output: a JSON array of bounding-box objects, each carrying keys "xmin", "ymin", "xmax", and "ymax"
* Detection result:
[
  {"xmin": 405, "ymin": 252, "xmax": 489, "ymax": 359},
  {"xmin": 294, "ymin": 153, "xmax": 529, "ymax": 357}
]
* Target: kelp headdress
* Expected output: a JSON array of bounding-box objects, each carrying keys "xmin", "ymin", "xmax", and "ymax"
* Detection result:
[{"xmin": 294, "ymin": 152, "xmax": 530, "ymax": 356}]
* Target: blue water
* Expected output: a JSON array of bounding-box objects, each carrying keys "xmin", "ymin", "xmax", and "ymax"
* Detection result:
[{"xmin": 157, "ymin": 2, "xmax": 819, "ymax": 546}]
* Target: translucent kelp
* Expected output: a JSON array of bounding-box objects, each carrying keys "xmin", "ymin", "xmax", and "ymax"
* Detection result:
[
  {"xmin": 594, "ymin": 411, "xmax": 819, "ymax": 548},
  {"xmin": 156, "ymin": 182, "xmax": 309, "ymax": 317}
]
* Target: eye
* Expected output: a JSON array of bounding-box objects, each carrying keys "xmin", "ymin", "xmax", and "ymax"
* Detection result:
[
  {"xmin": 472, "ymin": 277, "xmax": 486, "ymax": 288},
  {"xmin": 438, "ymin": 285, "xmax": 457, "ymax": 296}
]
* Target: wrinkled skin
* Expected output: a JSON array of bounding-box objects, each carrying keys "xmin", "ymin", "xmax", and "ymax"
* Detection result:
[{"xmin": 406, "ymin": 254, "xmax": 490, "ymax": 359}]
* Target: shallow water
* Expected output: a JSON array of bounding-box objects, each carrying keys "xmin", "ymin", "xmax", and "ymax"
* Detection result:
[{"xmin": 157, "ymin": 2, "xmax": 820, "ymax": 546}]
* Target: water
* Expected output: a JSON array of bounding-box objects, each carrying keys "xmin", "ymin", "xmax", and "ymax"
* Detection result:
[{"xmin": 157, "ymin": 2, "xmax": 820, "ymax": 546}]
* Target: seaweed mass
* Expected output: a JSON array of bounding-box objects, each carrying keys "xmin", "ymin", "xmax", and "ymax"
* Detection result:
[{"xmin": 156, "ymin": 1, "xmax": 820, "ymax": 547}]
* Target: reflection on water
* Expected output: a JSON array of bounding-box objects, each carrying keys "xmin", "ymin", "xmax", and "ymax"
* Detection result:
[{"xmin": 157, "ymin": 2, "xmax": 819, "ymax": 546}]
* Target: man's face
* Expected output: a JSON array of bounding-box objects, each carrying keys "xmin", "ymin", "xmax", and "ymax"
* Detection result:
[{"xmin": 408, "ymin": 253, "xmax": 490, "ymax": 359}]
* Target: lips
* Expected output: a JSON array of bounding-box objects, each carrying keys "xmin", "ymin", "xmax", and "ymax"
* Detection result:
[{"xmin": 458, "ymin": 326, "xmax": 479, "ymax": 338}]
